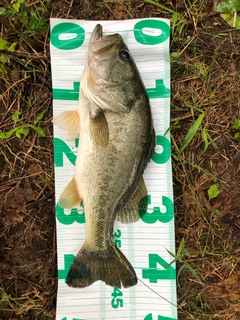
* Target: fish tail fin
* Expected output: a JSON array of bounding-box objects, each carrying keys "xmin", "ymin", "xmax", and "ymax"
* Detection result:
[{"xmin": 66, "ymin": 243, "xmax": 137, "ymax": 289}]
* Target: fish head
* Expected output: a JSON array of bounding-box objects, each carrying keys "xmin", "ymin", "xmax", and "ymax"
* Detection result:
[{"xmin": 82, "ymin": 24, "xmax": 143, "ymax": 113}]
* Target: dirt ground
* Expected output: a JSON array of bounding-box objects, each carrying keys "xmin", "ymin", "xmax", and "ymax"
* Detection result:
[{"xmin": 0, "ymin": 0, "xmax": 240, "ymax": 319}]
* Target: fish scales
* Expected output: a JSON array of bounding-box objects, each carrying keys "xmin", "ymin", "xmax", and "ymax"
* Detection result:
[
  {"xmin": 53, "ymin": 24, "xmax": 155, "ymax": 289},
  {"xmin": 78, "ymin": 108, "xmax": 151, "ymax": 249}
]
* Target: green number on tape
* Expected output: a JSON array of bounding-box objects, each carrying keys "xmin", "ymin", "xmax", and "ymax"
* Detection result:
[
  {"xmin": 111, "ymin": 287, "xmax": 123, "ymax": 309},
  {"xmin": 58, "ymin": 254, "xmax": 75, "ymax": 280},
  {"xmin": 53, "ymin": 81, "xmax": 169, "ymax": 101},
  {"xmin": 54, "ymin": 138, "xmax": 76, "ymax": 167},
  {"xmin": 148, "ymin": 80, "xmax": 170, "ymax": 99},
  {"xmin": 56, "ymin": 204, "xmax": 85, "ymax": 225},
  {"xmin": 134, "ymin": 19, "xmax": 170, "ymax": 45},
  {"xmin": 53, "ymin": 82, "xmax": 80, "ymax": 100},
  {"xmin": 113, "ymin": 229, "xmax": 121, "ymax": 248},
  {"xmin": 139, "ymin": 195, "xmax": 174, "ymax": 224},
  {"xmin": 75, "ymin": 138, "xmax": 79, "ymax": 148},
  {"xmin": 51, "ymin": 23, "xmax": 85, "ymax": 50},
  {"xmin": 144, "ymin": 314, "xmax": 177, "ymax": 320},
  {"xmin": 142, "ymin": 254, "xmax": 176, "ymax": 282},
  {"xmin": 152, "ymin": 136, "xmax": 171, "ymax": 164}
]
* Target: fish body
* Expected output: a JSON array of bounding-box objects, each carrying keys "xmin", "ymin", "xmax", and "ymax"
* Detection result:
[{"xmin": 54, "ymin": 24, "xmax": 155, "ymax": 289}]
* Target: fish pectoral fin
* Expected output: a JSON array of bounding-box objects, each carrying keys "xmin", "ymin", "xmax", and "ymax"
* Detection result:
[
  {"xmin": 66, "ymin": 242, "xmax": 137, "ymax": 289},
  {"xmin": 58, "ymin": 177, "xmax": 83, "ymax": 209},
  {"xmin": 53, "ymin": 110, "xmax": 80, "ymax": 136},
  {"xmin": 117, "ymin": 176, "xmax": 148, "ymax": 224},
  {"xmin": 90, "ymin": 110, "xmax": 109, "ymax": 147}
]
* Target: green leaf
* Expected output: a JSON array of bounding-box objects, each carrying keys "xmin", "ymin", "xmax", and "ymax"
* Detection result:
[
  {"xmin": 179, "ymin": 113, "xmax": 205, "ymax": 153},
  {"xmin": 8, "ymin": 42, "xmax": 17, "ymax": 52},
  {"xmin": 12, "ymin": 0, "xmax": 25, "ymax": 12},
  {"xmin": 221, "ymin": 12, "xmax": 240, "ymax": 28},
  {"xmin": 0, "ymin": 7, "xmax": 7, "ymax": 15},
  {"xmin": 29, "ymin": 17, "xmax": 38, "ymax": 30},
  {"xmin": 231, "ymin": 119, "xmax": 240, "ymax": 138},
  {"xmin": 0, "ymin": 128, "xmax": 17, "ymax": 139},
  {"xmin": 30, "ymin": 9, "xmax": 38, "ymax": 19},
  {"xmin": 19, "ymin": 127, "xmax": 29, "ymax": 135},
  {"xmin": 214, "ymin": 0, "xmax": 240, "ymax": 12},
  {"xmin": 0, "ymin": 63, "xmax": 8, "ymax": 75},
  {"xmin": 31, "ymin": 126, "xmax": 46, "ymax": 137},
  {"xmin": 0, "ymin": 38, "xmax": 8, "ymax": 50},
  {"xmin": 12, "ymin": 3, "xmax": 20, "ymax": 12},
  {"xmin": 208, "ymin": 184, "xmax": 219, "ymax": 200},
  {"xmin": 20, "ymin": 7, "xmax": 28, "ymax": 20},
  {"xmin": 0, "ymin": 55, "xmax": 8, "ymax": 63},
  {"xmin": 232, "ymin": 119, "xmax": 240, "ymax": 130},
  {"xmin": 171, "ymin": 51, "xmax": 181, "ymax": 59},
  {"xmin": 15, "ymin": 127, "xmax": 29, "ymax": 138},
  {"xmin": 15, "ymin": 131, "xmax": 21, "ymax": 138},
  {"xmin": 39, "ymin": 17, "xmax": 47, "ymax": 26},
  {"xmin": 12, "ymin": 110, "xmax": 22, "ymax": 122},
  {"xmin": 34, "ymin": 110, "xmax": 46, "ymax": 124}
]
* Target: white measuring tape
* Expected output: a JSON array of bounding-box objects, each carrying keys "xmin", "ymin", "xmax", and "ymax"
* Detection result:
[{"xmin": 50, "ymin": 18, "xmax": 177, "ymax": 320}]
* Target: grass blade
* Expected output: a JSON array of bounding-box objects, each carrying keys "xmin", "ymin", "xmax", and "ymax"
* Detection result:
[
  {"xmin": 179, "ymin": 113, "xmax": 205, "ymax": 153},
  {"xmin": 184, "ymin": 262, "xmax": 203, "ymax": 284},
  {"xmin": 143, "ymin": 0, "xmax": 176, "ymax": 14},
  {"xmin": 201, "ymin": 125, "xmax": 209, "ymax": 154}
]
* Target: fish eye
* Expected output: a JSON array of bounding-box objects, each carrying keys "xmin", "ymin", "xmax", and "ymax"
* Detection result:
[{"xmin": 119, "ymin": 51, "xmax": 130, "ymax": 61}]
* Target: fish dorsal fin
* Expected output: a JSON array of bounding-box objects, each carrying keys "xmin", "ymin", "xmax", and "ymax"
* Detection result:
[
  {"xmin": 58, "ymin": 177, "xmax": 83, "ymax": 209},
  {"xmin": 53, "ymin": 110, "xmax": 80, "ymax": 136},
  {"xmin": 90, "ymin": 110, "xmax": 109, "ymax": 147},
  {"xmin": 117, "ymin": 176, "xmax": 148, "ymax": 224}
]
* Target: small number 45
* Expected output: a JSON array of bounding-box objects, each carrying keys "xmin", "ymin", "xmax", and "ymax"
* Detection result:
[{"xmin": 111, "ymin": 287, "xmax": 123, "ymax": 309}]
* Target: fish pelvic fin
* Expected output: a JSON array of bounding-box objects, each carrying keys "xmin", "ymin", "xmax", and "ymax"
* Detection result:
[
  {"xmin": 117, "ymin": 175, "xmax": 147, "ymax": 224},
  {"xmin": 58, "ymin": 177, "xmax": 83, "ymax": 209},
  {"xmin": 66, "ymin": 243, "xmax": 137, "ymax": 289},
  {"xmin": 53, "ymin": 110, "xmax": 80, "ymax": 136}
]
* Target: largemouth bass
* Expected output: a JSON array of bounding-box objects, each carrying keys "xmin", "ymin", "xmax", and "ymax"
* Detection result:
[{"xmin": 54, "ymin": 24, "xmax": 155, "ymax": 289}]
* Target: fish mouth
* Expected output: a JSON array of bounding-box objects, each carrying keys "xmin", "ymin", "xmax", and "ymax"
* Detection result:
[
  {"xmin": 89, "ymin": 24, "xmax": 121, "ymax": 56},
  {"xmin": 89, "ymin": 24, "xmax": 103, "ymax": 44}
]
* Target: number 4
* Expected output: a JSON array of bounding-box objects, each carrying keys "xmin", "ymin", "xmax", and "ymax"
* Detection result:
[{"xmin": 142, "ymin": 254, "xmax": 176, "ymax": 282}]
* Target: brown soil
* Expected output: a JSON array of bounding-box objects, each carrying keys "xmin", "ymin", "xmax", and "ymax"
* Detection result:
[{"xmin": 0, "ymin": 0, "xmax": 240, "ymax": 319}]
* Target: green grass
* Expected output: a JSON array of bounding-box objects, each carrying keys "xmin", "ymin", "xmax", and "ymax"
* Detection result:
[{"xmin": 0, "ymin": 110, "xmax": 46, "ymax": 139}]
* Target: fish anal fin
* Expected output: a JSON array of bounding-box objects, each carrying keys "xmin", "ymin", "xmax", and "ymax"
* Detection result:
[
  {"xmin": 66, "ymin": 243, "xmax": 137, "ymax": 289},
  {"xmin": 53, "ymin": 110, "xmax": 80, "ymax": 136},
  {"xmin": 90, "ymin": 110, "xmax": 109, "ymax": 147},
  {"xmin": 117, "ymin": 176, "xmax": 148, "ymax": 224},
  {"xmin": 58, "ymin": 177, "xmax": 83, "ymax": 209}
]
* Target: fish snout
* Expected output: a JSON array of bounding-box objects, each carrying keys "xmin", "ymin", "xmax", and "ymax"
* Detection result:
[
  {"xmin": 89, "ymin": 24, "xmax": 102, "ymax": 44},
  {"xmin": 89, "ymin": 24, "xmax": 122, "ymax": 58}
]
